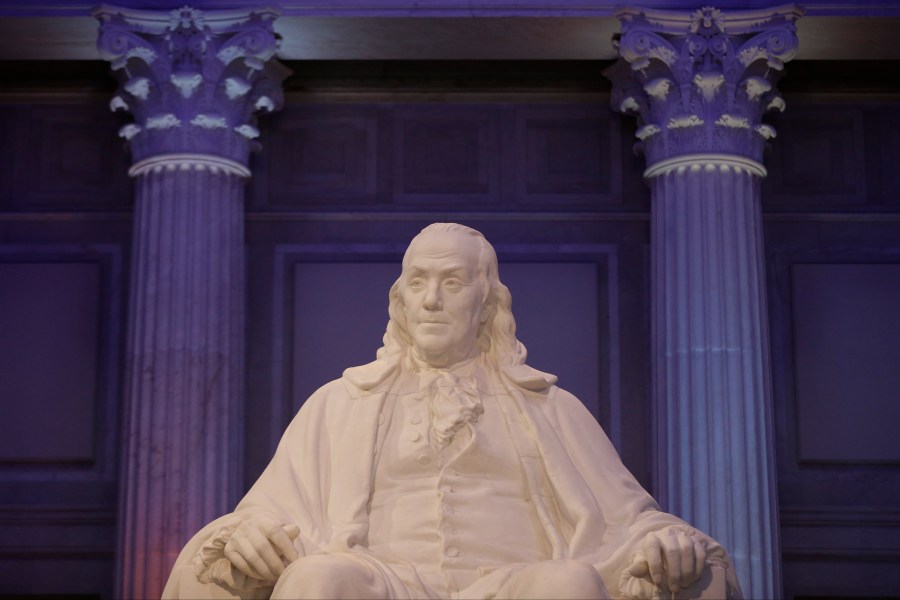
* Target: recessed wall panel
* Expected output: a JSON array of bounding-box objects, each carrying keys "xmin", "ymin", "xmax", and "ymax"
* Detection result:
[
  {"xmin": 0, "ymin": 108, "xmax": 15, "ymax": 208},
  {"xmin": 883, "ymin": 111, "xmax": 900, "ymax": 207},
  {"xmin": 393, "ymin": 107, "xmax": 499, "ymax": 205},
  {"xmin": 501, "ymin": 263, "xmax": 599, "ymax": 416},
  {"xmin": 16, "ymin": 105, "xmax": 130, "ymax": 209},
  {"xmin": 0, "ymin": 263, "xmax": 100, "ymax": 462},
  {"xmin": 265, "ymin": 106, "xmax": 379, "ymax": 207},
  {"xmin": 763, "ymin": 108, "xmax": 866, "ymax": 207},
  {"xmin": 292, "ymin": 263, "xmax": 398, "ymax": 408},
  {"xmin": 515, "ymin": 106, "xmax": 621, "ymax": 208},
  {"xmin": 792, "ymin": 263, "xmax": 900, "ymax": 463}
]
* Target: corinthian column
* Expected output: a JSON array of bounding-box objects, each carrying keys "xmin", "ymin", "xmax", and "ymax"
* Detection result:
[
  {"xmin": 606, "ymin": 6, "xmax": 802, "ymax": 598},
  {"xmin": 93, "ymin": 6, "xmax": 289, "ymax": 598}
]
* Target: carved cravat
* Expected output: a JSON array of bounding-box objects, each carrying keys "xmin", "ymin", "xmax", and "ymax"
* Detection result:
[{"xmin": 419, "ymin": 370, "xmax": 483, "ymax": 450}]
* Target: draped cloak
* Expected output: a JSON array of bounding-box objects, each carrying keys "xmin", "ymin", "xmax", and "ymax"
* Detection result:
[{"xmin": 162, "ymin": 357, "xmax": 739, "ymax": 599}]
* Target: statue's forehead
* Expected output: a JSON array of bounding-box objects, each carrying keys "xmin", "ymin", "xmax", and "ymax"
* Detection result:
[{"xmin": 404, "ymin": 231, "xmax": 480, "ymax": 269}]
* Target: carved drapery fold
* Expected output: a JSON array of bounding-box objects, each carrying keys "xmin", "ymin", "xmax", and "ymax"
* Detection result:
[
  {"xmin": 606, "ymin": 6, "xmax": 802, "ymax": 600},
  {"xmin": 94, "ymin": 5, "xmax": 288, "ymax": 598}
]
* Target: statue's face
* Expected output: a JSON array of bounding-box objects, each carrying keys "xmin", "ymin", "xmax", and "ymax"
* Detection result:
[{"xmin": 401, "ymin": 230, "xmax": 486, "ymax": 368}]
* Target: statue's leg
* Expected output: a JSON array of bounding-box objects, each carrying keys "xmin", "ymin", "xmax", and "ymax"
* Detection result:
[
  {"xmin": 495, "ymin": 560, "xmax": 611, "ymax": 600},
  {"xmin": 165, "ymin": 562, "xmax": 270, "ymax": 599},
  {"xmin": 271, "ymin": 553, "xmax": 393, "ymax": 599}
]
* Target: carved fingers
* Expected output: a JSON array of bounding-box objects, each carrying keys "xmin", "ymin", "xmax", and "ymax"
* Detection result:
[
  {"xmin": 688, "ymin": 530, "xmax": 707, "ymax": 582},
  {"xmin": 224, "ymin": 515, "xmax": 300, "ymax": 583},
  {"xmin": 275, "ymin": 523, "xmax": 302, "ymax": 562},
  {"xmin": 636, "ymin": 528, "xmax": 707, "ymax": 594}
]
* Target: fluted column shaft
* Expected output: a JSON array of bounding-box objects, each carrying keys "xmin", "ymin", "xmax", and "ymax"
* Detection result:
[
  {"xmin": 121, "ymin": 159, "xmax": 246, "ymax": 597},
  {"xmin": 606, "ymin": 6, "xmax": 803, "ymax": 598},
  {"xmin": 650, "ymin": 158, "xmax": 777, "ymax": 598},
  {"xmin": 94, "ymin": 5, "xmax": 288, "ymax": 597}
]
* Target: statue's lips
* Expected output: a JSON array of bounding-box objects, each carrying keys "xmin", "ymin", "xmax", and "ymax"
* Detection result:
[{"xmin": 417, "ymin": 321, "xmax": 450, "ymax": 330}]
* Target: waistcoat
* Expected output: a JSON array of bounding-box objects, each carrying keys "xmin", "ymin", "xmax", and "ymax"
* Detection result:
[{"xmin": 367, "ymin": 362, "xmax": 550, "ymax": 592}]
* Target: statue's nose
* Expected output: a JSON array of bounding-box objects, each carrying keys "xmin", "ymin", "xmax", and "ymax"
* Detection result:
[{"xmin": 423, "ymin": 281, "xmax": 442, "ymax": 310}]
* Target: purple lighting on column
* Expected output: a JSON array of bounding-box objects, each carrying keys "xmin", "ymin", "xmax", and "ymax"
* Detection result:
[
  {"xmin": 94, "ymin": 5, "xmax": 289, "ymax": 598},
  {"xmin": 605, "ymin": 5, "xmax": 802, "ymax": 599}
]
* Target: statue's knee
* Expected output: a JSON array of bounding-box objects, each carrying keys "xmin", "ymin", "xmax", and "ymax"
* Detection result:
[
  {"xmin": 516, "ymin": 560, "xmax": 609, "ymax": 600},
  {"xmin": 272, "ymin": 554, "xmax": 387, "ymax": 599}
]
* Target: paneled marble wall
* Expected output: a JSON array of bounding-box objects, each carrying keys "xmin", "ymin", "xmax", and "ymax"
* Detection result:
[
  {"xmin": 0, "ymin": 91, "xmax": 132, "ymax": 597},
  {"xmin": 759, "ymin": 93, "xmax": 900, "ymax": 597},
  {"xmin": 248, "ymin": 103, "xmax": 630, "ymax": 211},
  {"xmin": 1, "ymin": 68, "xmax": 900, "ymax": 598},
  {"xmin": 0, "ymin": 247, "xmax": 127, "ymax": 595},
  {"xmin": 763, "ymin": 102, "xmax": 900, "ymax": 210}
]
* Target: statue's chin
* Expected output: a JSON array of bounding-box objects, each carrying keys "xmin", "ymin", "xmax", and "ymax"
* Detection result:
[
  {"xmin": 415, "ymin": 351, "xmax": 453, "ymax": 368},
  {"xmin": 411, "ymin": 343, "xmax": 473, "ymax": 369}
]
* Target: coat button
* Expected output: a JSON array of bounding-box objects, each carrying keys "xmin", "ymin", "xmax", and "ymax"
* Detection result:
[
  {"xmin": 411, "ymin": 415, "xmax": 423, "ymax": 424},
  {"xmin": 446, "ymin": 546, "xmax": 459, "ymax": 557},
  {"xmin": 417, "ymin": 454, "xmax": 432, "ymax": 465},
  {"xmin": 410, "ymin": 432, "xmax": 422, "ymax": 442}
]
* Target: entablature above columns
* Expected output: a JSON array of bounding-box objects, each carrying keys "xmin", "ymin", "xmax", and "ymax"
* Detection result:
[{"xmin": 2, "ymin": 7, "xmax": 900, "ymax": 61}]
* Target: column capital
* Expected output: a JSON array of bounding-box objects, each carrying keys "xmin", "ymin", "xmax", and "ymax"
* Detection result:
[
  {"xmin": 94, "ymin": 4, "xmax": 291, "ymax": 166},
  {"xmin": 605, "ymin": 4, "xmax": 802, "ymax": 168}
]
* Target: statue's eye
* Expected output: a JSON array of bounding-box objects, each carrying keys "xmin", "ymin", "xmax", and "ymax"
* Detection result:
[
  {"xmin": 444, "ymin": 279, "xmax": 463, "ymax": 291},
  {"xmin": 408, "ymin": 278, "xmax": 425, "ymax": 290}
]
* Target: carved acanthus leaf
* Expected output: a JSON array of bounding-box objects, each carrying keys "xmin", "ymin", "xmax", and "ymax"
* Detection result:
[
  {"xmin": 715, "ymin": 114, "xmax": 750, "ymax": 129},
  {"xmin": 146, "ymin": 114, "xmax": 182, "ymax": 130},
  {"xmin": 668, "ymin": 115, "xmax": 704, "ymax": 129},
  {"xmin": 191, "ymin": 114, "xmax": 228, "ymax": 129}
]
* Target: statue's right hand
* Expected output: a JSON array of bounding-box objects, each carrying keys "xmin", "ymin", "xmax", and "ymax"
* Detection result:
[{"xmin": 223, "ymin": 514, "xmax": 301, "ymax": 583}]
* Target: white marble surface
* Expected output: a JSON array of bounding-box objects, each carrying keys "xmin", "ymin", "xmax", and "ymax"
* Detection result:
[{"xmin": 164, "ymin": 223, "xmax": 742, "ymax": 600}]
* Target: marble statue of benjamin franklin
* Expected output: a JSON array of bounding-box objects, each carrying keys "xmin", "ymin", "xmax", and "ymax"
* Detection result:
[{"xmin": 163, "ymin": 223, "xmax": 742, "ymax": 600}]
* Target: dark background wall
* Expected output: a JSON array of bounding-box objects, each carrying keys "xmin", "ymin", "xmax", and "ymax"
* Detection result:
[
  {"xmin": 761, "ymin": 64, "xmax": 900, "ymax": 597},
  {"xmin": 0, "ymin": 60, "xmax": 898, "ymax": 599}
]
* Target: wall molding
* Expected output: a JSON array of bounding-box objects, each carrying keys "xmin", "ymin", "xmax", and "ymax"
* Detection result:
[
  {"xmin": 0, "ymin": 505, "xmax": 116, "ymax": 526},
  {"xmin": 0, "ymin": 545, "xmax": 115, "ymax": 559},
  {"xmin": 781, "ymin": 547, "xmax": 900, "ymax": 562},
  {"xmin": 0, "ymin": 212, "xmax": 133, "ymax": 221},
  {"xmin": 246, "ymin": 211, "xmax": 651, "ymax": 222},
  {"xmin": 781, "ymin": 506, "xmax": 900, "ymax": 527}
]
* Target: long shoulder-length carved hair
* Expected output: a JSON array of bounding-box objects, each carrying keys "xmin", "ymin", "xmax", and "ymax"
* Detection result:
[{"xmin": 376, "ymin": 223, "xmax": 528, "ymax": 367}]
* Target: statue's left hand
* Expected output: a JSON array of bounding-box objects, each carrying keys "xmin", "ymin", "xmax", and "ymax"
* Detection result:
[
  {"xmin": 627, "ymin": 528, "xmax": 707, "ymax": 595},
  {"xmin": 223, "ymin": 514, "xmax": 301, "ymax": 584}
]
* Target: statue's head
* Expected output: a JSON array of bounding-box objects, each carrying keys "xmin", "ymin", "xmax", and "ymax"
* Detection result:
[{"xmin": 378, "ymin": 223, "xmax": 527, "ymax": 368}]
